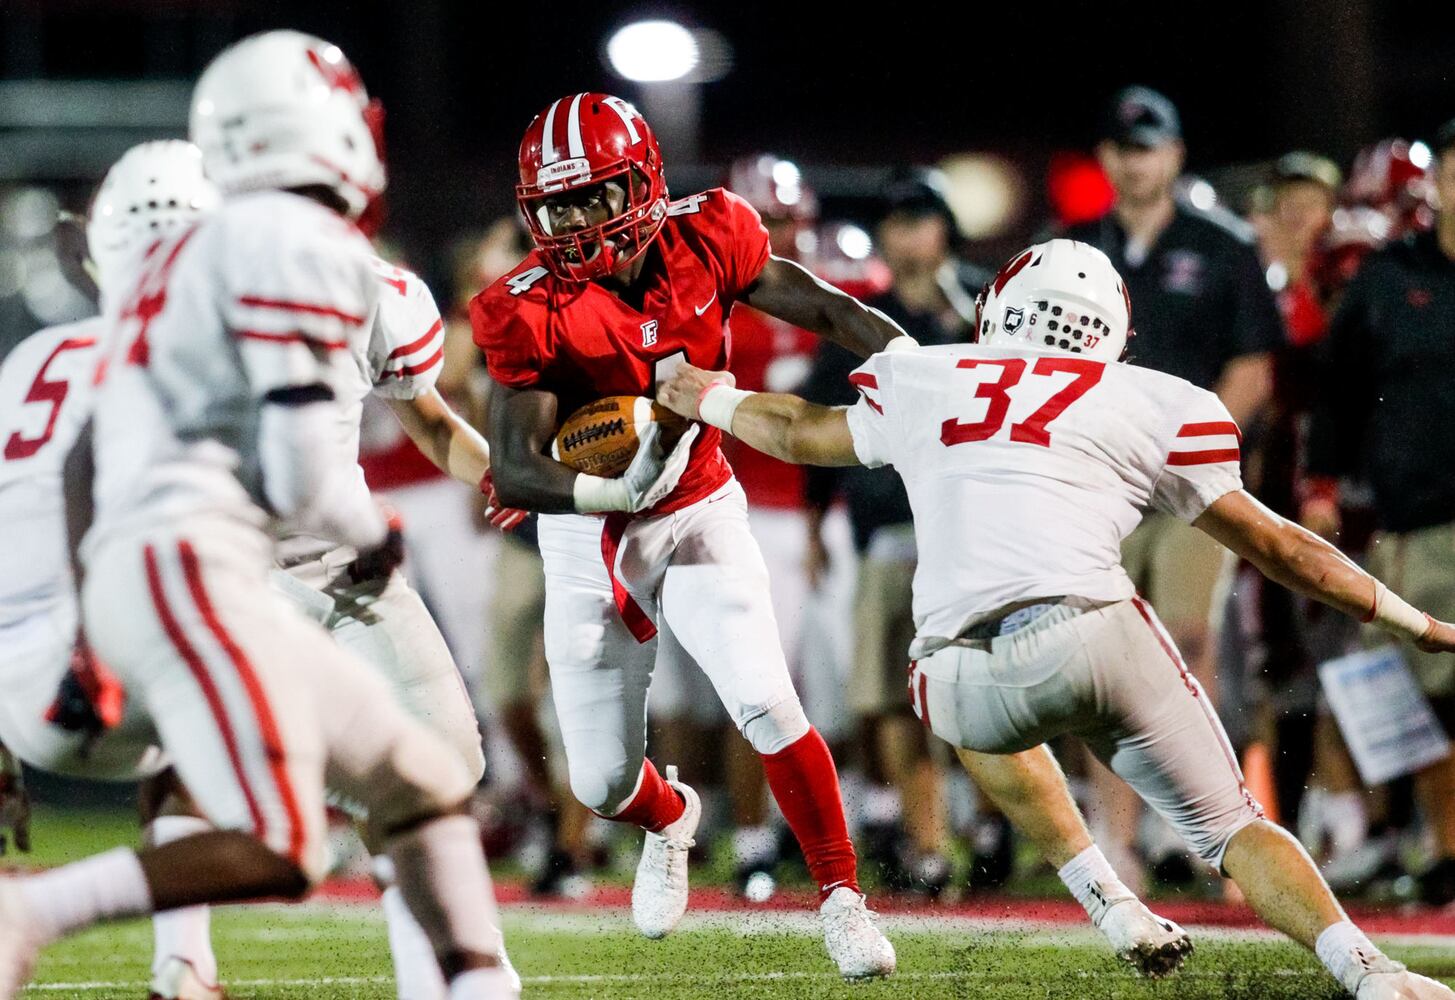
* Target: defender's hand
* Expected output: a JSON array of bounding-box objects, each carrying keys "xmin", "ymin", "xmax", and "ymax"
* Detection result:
[
  {"xmin": 0, "ymin": 746, "xmax": 31, "ymax": 855},
  {"xmin": 346, "ymin": 508, "xmax": 406, "ymax": 584},
  {"xmin": 1417, "ymin": 617, "xmax": 1455, "ymax": 654},
  {"xmin": 656, "ymin": 364, "xmax": 734, "ymax": 421}
]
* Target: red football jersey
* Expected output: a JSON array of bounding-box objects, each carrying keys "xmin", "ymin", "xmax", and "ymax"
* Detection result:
[
  {"xmin": 471, "ymin": 187, "xmax": 771, "ymax": 514},
  {"xmin": 722, "ymin": 307, "xmax": 816, "ymax": 509}
]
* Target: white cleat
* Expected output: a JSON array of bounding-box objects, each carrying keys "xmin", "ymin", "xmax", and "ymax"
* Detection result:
[
  {"xmin": 148, "ymin": 957, "xmax": 225, "ymax": 1000},
  {"xmin": 1357, "ymin": 969, "xmax": 1455, "ymax": 1000},
  {"xmin": 0, "ymin": 882, "xmax": 41, "ymax": 1000},
  {"xmin": 1094, "ymin": 891, "xmax": 1193, "ymax": 979},
  {"xmin": 631, "ymin": 765, "xmax": 700, "ymax": 940},
  {"xmin": 819, "ymin": 887, "xmax": 896, "ymax": 981}
]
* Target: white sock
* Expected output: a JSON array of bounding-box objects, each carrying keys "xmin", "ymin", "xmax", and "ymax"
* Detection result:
[
  {"xmin": 1058, "ymin": 845, "xmax": 1134, "ymax": 926},
  {"xmin": 146, "ymin": 816, "xmax": 217, "ymax": 984},
  {"xmin": 1316, "ymin": 920, "xmax": 1400, "ymax": 994},
  {"xmin": 382, "ymin": 884, "xmax": 448, "ymax": 1000},
  {"xmin": 447, "ymin": 965, "xmax": 516, "ymax": 1000},
  {"xmin": 19, "ymin": 848, "xmax": 153, "ymax": 945},
  {"xmin": 388, "ymin": 815, "xmax": 505, "ymax": 966}
]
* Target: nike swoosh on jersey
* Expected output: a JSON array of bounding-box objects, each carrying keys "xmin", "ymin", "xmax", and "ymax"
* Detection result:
[{"xmin": 694, "ymin": 292, "xmax": 717, "ymax": 316}]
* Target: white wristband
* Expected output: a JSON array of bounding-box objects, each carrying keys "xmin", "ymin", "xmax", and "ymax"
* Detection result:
[
  {"xmin": 697, "ymin": 383, "xmax": 754, "ymax": 433},
  {"xmin": 884, "ymin": 335, "xmax": 919, "ymax": 353},
  {"xmin": 1367, "ymin": 581, "xmax": 1433, "ymax": 642},
  {"xmin": 572, "ymin": 473, "xmax": 630, "ymax": 514}
]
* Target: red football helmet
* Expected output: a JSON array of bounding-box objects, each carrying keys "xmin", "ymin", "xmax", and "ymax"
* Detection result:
[{"xmin": 516, "ymin": 92, "xmax": 667, "ymax": 281}]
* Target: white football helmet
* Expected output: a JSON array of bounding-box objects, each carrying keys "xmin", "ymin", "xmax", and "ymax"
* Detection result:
[
  {"xmin": 86, "ymin": 140, "xmax": 220, "ymax": 307},
  {"xmin": 189, "ymin": 30, "xmax": 385, "ymax": 219},
  {"xmin": 975, "ymin": 239, "xmax": 1133, "ymax": 362}
]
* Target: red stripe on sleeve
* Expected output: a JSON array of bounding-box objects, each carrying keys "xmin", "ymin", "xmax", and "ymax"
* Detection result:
[
  {"xmin": 379, "ymin": 346, "xmax": 444, "ymax": 380},
  {"xmin": 1166, "ymin": 447, "xmax": 1241, "ymax": 466},
  {"xmin": 386, "ymin": 318, "xmax": 444, "ymax": 360},
  {"xmin": 236, "ymin": 329, "xmax": 349, "ymax": 351},
  {"xmin": 1177, "ymin": 420, "xmax": 1242, "ymax": 443},
  {"xmin": 236, "ymin": 296, "xmax": 364, "ymax": 326}
]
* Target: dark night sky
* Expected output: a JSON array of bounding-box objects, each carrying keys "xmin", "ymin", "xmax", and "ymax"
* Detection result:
[{"xmin": 5, "ymin": 0, "xmax": 1455, "ymax": 257}]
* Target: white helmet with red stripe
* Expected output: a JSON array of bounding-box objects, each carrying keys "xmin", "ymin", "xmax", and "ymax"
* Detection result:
[
  {"xmin": 189, "ymin": 30, "xmax": 385, "ymax": 220},
  {"xmin": 975, "ymin": 239, "xmax": 1132, "ymax": 362},
  {"xmin": 86, "ymin": 140, "xmax": 220, "ymax": 307}
]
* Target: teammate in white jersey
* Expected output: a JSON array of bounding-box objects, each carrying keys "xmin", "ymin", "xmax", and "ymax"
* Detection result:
[
  {"xmin": 0, "ymin": 31, "xmax": 515, "ymax": 1000},
  {"xmin": 658, "ymin": 239, "xmax": 1455, "ymax": 1000}
]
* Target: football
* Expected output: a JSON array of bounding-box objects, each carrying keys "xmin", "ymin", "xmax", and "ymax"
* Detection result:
[{"xmin": 551, "ymin": 395, "xmax": 689, "ymax": 477}]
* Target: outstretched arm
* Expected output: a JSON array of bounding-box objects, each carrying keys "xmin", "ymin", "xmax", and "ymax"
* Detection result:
[
  {"xmin": 387, "ymin": 388, "xmax": 491, "ymax": 487},
  {"xmin": 656, "ymin": 362, "xmax": 861, "ymax": 468},
  {"xmin": 1195, "ymin": 490, "xmax": 1454, "ymax": 651},
  {"xmin": 743, "ymin": 255, "xmax": 913, "ymax": 359}
]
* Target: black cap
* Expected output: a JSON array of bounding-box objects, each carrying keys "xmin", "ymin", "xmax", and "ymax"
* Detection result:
[
  {"xmin": 1102, "ymin": 86, "xmax": 1182, "ymax": 147},
  {"xmin": 880, "ymin": 167, "xmax": 958, "ymax": 232},
  {"xmin": 1435, "ymin": 117, "xmax": 1455, "ymax": 159}
]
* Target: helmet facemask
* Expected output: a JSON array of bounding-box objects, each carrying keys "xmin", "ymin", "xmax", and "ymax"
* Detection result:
[{"xmin": 518, "ymin": 160, "xmax": 666, "ymax": 281}]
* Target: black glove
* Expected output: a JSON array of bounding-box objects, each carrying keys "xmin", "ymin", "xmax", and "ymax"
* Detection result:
[{"xmin": 345, "ymin": 508, "xmax": 407, "ymax": 584}]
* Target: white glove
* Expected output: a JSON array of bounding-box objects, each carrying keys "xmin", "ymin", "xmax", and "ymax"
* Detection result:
[
  {"xmin": 572, "ymin": 423, "xmax": 700, "ymax": 514},
  {"xmin": 625, "ymin": 422, "xmax": 699, "ymax": 512}
]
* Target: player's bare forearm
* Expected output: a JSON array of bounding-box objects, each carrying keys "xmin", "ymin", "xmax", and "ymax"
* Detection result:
[
  {"xmin": 743, "ymin": 255, "xmax": 908, "ymax": 358},
  {"xmin": 388, "ymin": 390, "xmax": 490, "ymax": 486},
  {"xmin": 1212, "ymin": 353, "xmax": 1272, "ymax": 427},
  {"xmin": 656, "ymin": 363, "xmax": 860, "ymax": 467},
  {"xmin": 483, "ymin": 379, "xmax": 580, "ymax": 513},
  {"xmin": 1195, "ymin": 490, "xmax": 1452, "ymax": 650}
]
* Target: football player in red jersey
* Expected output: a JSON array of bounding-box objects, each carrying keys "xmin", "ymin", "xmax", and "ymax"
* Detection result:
[{"xmin": 472, "ymin": 94, "xmax": 910, "ymax": 979}]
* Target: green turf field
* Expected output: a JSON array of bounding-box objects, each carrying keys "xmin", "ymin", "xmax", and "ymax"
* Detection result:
[
  {"xmin": 23, "ymin": 905, "xmax": 1455, "ymax": 1000},
  {"xmin": 14, "ymin": 805, "xmax": 1455, "ymax": 998}
]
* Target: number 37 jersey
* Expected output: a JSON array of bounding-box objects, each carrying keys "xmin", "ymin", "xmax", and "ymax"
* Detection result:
[{"xmin": 844, "ymin": 344, "xmax": 1243, "ymax": 647}]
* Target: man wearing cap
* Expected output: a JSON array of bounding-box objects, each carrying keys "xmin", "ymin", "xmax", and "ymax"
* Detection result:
[
  {"xmin": 1063, "ymin": 86, "xmax": 1284, "ymax": 888},
  {"xmin": 1303, "ymin": 117, "xmax": 1455, "ymax": 906},
  {"xmin": 800, "ymin": 170, "xmax": 995, "ymax": 896}
]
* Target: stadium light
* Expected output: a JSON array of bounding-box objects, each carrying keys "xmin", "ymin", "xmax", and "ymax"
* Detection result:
[{"xmin": 606, "ymin": 21, "xmax": 699, "ymax": 83}]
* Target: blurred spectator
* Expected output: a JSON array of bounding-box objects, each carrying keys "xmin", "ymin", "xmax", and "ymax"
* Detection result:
[
  {"xmin": 1303, "ymin": 117, "xmax": 1455, "ymax": 906},
  {"xmin": 801, "ymin": 169, "xmax": 997, "ymax": 896},
  {"xmin": 1063, "ymin": 86, "xmax": 1284, "ymax": 888}
]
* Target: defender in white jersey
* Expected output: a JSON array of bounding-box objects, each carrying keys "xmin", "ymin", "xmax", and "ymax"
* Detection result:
[
  {"xmin": 154, "ymin": 254, "xmax": 516, "ymax": 1000},
  {"xmin": 0, "ymin": 31, "xmax": 515, "ymax": 1000},
  {"xmin": 0, "ymin": 140, "xmax": 218, "ymax": 795},
  {"xmin": 659, "ymin": 239, "xmax": 1455, "ymax": 1000}
]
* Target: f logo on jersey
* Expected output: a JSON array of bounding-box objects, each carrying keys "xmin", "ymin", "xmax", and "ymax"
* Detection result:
[
  {"xmin": 1004, "ymin": 306, "xmax": 1025, "ymax": 333},
  {"xmin": 640, "ymin": 320, "xmax": 659, "ymax": 348}
]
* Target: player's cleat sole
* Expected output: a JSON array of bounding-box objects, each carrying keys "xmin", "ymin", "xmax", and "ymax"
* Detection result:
[
  {"xmin": 631, "ymin": 765, "xmax": 700, "ymax": 940},
  {"xmin": 820, "ymin": 887, "xmax": 896, "ymax": 981},
  {"xmin": 147, "ymin": 956, "xmax": 226, "ymax": 1000},
  {"xmin": 1357, "ymin": 969, "xmax": 1455, "ymax": 1000},
  {"xmin": 1096, "ymin": 897, "xmax": 1193, "ymax": 979}
]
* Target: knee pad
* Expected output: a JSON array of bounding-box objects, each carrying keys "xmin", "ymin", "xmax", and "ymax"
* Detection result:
[
  {"xmin": 741, "ymin": 698, "xmax": 811, "ymax": 756},
  {"xmin": 567, "ymin": 749, "xmax": 642, "ymax": 815}
]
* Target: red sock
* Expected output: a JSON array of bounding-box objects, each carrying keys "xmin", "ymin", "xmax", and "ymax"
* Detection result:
[
  {"xmin": 604, "ymin": 760, "xmax": 685, "ymax": 833},
  {"xmin": 762, "ymin": 727, "xmax": 859, "ymax": 901}
]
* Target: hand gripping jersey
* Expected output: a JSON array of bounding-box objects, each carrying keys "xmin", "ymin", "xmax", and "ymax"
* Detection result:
[
  {"xmin": 87, "ymin": 190, "xmax": 379, "ymax": 552},
  {"xmin": 0, "ymin": 321, "xmax": 102, "ymax": 627},
  {"xmin": 844, "ymin": 344, "xmax": 1243, "ymax": 652},
  {"xmin": 274, "ymin": 255, "xmax": 447, "ymax": 565},
  {"xmin": 471, "ymin": 187, "xmax": 771, "ymax": 514}
]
